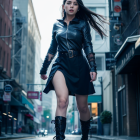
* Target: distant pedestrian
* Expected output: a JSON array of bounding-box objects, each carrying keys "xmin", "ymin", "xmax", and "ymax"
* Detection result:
[{"xmin": 40, "ymin": 0, "xmax": 108, "ymax": 139}]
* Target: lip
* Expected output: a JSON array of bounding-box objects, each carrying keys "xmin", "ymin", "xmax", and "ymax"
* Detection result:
[{"xmin": 69, "ymin": 10, "xmax": 74, "ymax": 12}]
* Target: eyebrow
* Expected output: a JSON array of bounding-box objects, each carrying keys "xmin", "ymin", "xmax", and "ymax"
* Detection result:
[{"xmin": 67, "ymin": 1, "xmax": 78, "ymax": 3}]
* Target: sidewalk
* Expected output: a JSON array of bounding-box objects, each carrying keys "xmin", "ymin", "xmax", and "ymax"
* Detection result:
[
  {"xmin": 89, "ymin": 135, "xmax": 140, "ymax": 140},
  {"xmin": 0, "ymin": 133, "xmax": 36, "ymax": 140}
]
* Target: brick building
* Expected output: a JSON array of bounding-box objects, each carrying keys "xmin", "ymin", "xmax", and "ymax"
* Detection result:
[
  {"xmin": 109, "ymin": 0, "xmax": 140, "ymax": 136},
  {"xmin": 0, "ymin": 0, "xmax": 13, "ymax": 77}
]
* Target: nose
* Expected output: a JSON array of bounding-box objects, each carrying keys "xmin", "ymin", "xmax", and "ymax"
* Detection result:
[{"xmin": 70, "ymin": 3, "xmax": 74, "ymax": 7}]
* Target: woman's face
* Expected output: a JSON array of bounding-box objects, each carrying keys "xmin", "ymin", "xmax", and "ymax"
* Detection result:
[{"xmin": 63, "ymin": 0, "xmax": 79, "ymax": 16}]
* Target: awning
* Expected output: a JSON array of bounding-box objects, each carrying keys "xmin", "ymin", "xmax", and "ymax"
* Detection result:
[
  {"xmin": 10, "ymin": 96, "xmax": 24, "ymax": 106},
  {"xmin": 21, "ymin": 95, "xmax": 34, "ymax": 114},
  {"xmin": 25, "ymin": 113, "xmax": 34, "ymax": 120},
  {"xmin": 115, "ymin": 35, "xmax": 140, "ymax": 75},
  {"xmin": 21, "ymin": 95, "xmax": 34, "ymax": 110},
  {"xmin": 88, "ymin": 95, "xmax": 102, "ymax": 103}
]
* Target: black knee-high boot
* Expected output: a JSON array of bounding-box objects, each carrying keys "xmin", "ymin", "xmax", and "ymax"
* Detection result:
[
  {"xmin": 53, "ymin": 116, "xmax": 66, "ymax": 140},
  {"xmin": 80, "ymin": 118, "xmax": 91, "ymax": 140}
]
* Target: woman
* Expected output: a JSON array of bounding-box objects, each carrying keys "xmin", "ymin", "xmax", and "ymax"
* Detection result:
[{"xmin": 40, "ymin": 0, "xmax": 107, "ymax": 139}]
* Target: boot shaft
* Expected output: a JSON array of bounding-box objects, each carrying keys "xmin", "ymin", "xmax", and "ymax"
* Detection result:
[
  {"xmin": 80, "ymin": 118, "xmax": 91, "ymax": 140},
  {"xmin": 54, "ymin": 116, "xmax": 66, "ymax": 140}
]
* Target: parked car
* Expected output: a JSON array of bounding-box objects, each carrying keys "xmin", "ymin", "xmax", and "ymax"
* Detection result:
[{"xmin": 71, "ymin": 128, "xmax": 81, "ymax": 135}]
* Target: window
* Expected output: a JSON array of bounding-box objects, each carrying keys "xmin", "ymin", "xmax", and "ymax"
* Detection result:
[
  {"xmin": 87, "ymin": 7, "xmax": 105, "ymax": 41},
  {"xmin": 3, "ymin": 51, "xmax": 5, "ymax": 67},
  {"xmin": 122, "ymin": 89, "xmax": 126, "ymax": 115},
  {"xmin": 95, "ymin": 31, "xmax": 101, "ymax": 41},
  {"xmin": 0, "ymin": 18, "xmax": 2, "ymax": 36},
  {"xmin": 96, "ymin": 56, "xmax": 104, "ymax": 71},
  {"xmin": 4, "ymin": 23, "xmax": 6, "ymax": 40},
  {"xmin": 87, "ymin": 7, "xmax": 96, "ymax": 13},
  {"xmin": 0, "ymin": 47, "xmax": 1, "ymax": 61},
  {"xmin": 7, "ymin": 54, "xmax": 9, "ymax": 70},
  {"xmin": 8, "ymin": 28, "xmax": 10, "ymax": 44}
]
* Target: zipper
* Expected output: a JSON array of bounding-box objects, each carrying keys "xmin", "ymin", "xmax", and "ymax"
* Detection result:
[{"xmin": 66, "ymin": 23, "xmax": 70, "ymax": 50}]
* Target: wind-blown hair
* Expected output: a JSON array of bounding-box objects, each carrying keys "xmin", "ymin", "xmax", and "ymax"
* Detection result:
[{"xmin": 62, "ymin": 0, "xmax": 108, "ymax": 39}]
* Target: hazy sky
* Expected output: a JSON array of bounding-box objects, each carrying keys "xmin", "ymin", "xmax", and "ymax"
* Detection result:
[{"xmin": 32, "ymin": 0, "xmax": 63, "ymax": 60}]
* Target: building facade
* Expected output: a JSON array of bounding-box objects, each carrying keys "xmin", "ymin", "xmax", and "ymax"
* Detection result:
[
  {"xmin": 109, "ymin": 0, "xmax": 140, "ymax": 136},
  {"xmin": 82, "ymin": 0, "xmax": 110, "ymax": 120},
  {"xmin": 0, "ymin": 0, "xmax": 13, "ymax": 77},
  {"xmin": 13, "ymin": 0, "xmax": 41, "ymax": 90},
  {"xmin": 12, "ymin": 0, "xmax": 42, "ymax": 132}
]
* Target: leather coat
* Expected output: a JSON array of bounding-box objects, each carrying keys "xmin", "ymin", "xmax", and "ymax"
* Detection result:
[
  {"xmin": 40, "ymin": 17, "xmax": 97, "ymax": 74},
  {"xmin": 48, "ymin": 17, "xmax": 93, "ymax": 55}
]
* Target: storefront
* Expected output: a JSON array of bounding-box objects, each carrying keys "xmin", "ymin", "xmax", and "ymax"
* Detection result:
[
  {"xmin": 88, "ymin": 95, "xmax": 102, "ymax": 117},
  {"xmin": 115, "ymin": 35, "xmax": 140, "ymax": 136}
]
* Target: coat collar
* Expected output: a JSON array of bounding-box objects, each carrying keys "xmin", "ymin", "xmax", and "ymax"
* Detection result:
[{"xmin": 57, "ymin": 16, "xmax": 80, "ymax": 23}]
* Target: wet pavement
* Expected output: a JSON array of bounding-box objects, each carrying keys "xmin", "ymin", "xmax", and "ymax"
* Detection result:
[{"xmin": 8, "ymin": 135, "xmax": 98, "ymax": 140}]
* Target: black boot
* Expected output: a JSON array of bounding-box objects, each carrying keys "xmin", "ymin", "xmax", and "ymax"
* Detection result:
[
  {"xmin": 80, "ymin": 118, "xmax": 91, "ymax": 140},
  {"xmin": 53, "ymin": 116, "xmax": 66, "ymax": 140}
]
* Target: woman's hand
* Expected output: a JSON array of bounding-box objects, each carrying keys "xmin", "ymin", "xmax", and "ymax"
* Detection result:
[
  {"xmin": 90, "ymin": 72, "xmax": 97, "ymax": 82},
  {"xmin": 41, "ymin": 75, "xmax": 48, "ymax": 80}
]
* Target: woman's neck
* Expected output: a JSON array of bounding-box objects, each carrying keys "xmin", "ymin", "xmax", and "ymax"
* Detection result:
[{"xmin": 65, "ymin": 14, "xmax": 75, "ymax": 22}]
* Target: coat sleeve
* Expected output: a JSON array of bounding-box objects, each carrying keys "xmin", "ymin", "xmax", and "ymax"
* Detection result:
[
  {"xmin": 82, "ymin": 21, "xmax": 97, "ymax": 73},
  {"xmin": 40, "ymin": 23, "xmax": 58, "ymax": 74}
]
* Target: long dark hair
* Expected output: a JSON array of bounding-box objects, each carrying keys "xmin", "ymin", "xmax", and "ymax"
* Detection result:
[{"xmin": 62, "ymin": 0, "xmax": 108, "ymax": 39}]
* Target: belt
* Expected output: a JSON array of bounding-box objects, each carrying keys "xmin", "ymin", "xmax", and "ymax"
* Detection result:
[{"xmin": 58, "ymin": 50, "xmax": 82, "ymax": 58}]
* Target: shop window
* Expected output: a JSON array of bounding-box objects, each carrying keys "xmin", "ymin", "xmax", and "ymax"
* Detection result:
[{"xmin": 91, "ymin": 103, "xmax": 98, "ymax": 117}]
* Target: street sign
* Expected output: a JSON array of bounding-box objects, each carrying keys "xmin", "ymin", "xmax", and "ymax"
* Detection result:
[
  {"xmin": 27, "ymin": 91, "xmax": 39, "ymax": 99},
  {"xmin": 4, "ymin": 84, "xmax": 13, "ymax": 93},
  {"xmin": 37, "ymin": 105, "xmax": 42, "ymax": 113},
  {"xmin": 3, "ymin": 92, "xmax": 11, "ymax": 101},
  {"xmin": 105, "ymin": 52, "xmax": 117, "ymax": 70}
]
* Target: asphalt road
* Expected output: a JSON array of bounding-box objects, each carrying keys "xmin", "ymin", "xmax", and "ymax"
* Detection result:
[{"xmin": 12, "ymin": 135, "xmax": 97, "ymax": 140}]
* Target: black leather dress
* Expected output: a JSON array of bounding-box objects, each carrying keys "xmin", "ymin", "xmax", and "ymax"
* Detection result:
[{"xmin": 40, "ymin": 17, "xmax": 96, "ymax": 96}]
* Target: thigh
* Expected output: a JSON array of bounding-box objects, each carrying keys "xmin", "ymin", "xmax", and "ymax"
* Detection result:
[
  {"xmin": 52, "ymin": 70, "xmax": 69, "ymax": 101},
  {"xmin": 75, "ymin": 94, "xmax": 88, "ymax": 107}
]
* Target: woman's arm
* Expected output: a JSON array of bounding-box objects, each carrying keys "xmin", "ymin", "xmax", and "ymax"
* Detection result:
[
  {"xmin": 40, "ymin": 23, "xmax": 58, "ymax": 75},
  {"xmin": 82, "ymin": 21, "xmax": 97, "ymax": 73}
]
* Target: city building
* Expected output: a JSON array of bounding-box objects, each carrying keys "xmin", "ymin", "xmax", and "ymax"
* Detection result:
[
  {"xmin": 12, "ymin": 0, "xmax": 41, "ymax": 91},
  {"xmin": 0, "ymin": 0, "xmax": 13, "ymax": 77},
  {"xmin": 82, "ymin": 0, "xmax": 110, "ymax": 119},
  {"xmin": 108, "ymin": 0, "xmax": 140, "ymax": 136},
  {"xmin": 12, "ymin": 0, "xmax": 42, "ymax": 132}
]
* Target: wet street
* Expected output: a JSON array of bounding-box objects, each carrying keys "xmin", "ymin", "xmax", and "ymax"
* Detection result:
[{"xmin": 12, "ymin": 135, "xmax": 97, "ymax": 140}]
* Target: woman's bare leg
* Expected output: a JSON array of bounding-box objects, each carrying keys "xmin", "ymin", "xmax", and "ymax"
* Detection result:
[
  {"xmin": 52, "ymin": 70, "xmax": 69, "ymax": 117},
  {"xmin": 75, "ymin": 94, "xmax": 90, "ymax": 121}
]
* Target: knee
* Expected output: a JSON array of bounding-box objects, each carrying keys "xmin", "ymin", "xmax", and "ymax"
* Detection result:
[
  {"xmin": 78, "ymin": 105, "xmax": 88, "ymax": 114},
  {"xmin": 58, "ymin": 98, "xmax": 68, "ymax": 109}
]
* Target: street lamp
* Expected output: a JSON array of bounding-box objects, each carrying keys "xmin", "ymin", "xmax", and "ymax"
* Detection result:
[{"xmin": 46, "ymin": 116, "xmax": 49, "ymax": 118}]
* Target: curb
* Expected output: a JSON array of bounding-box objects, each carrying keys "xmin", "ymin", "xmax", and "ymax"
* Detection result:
[
  {"xmin": 89, "ymin": 135, "xmax": 115, "ymax": 140},
  {"xmin": 89, "ymin": 135, "xmax": 140, "ymax": 140}
]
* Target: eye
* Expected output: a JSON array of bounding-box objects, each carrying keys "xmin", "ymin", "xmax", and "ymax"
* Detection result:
[{"xmin": 74, "ymin": 3, "xmax": 78, "ymax": 5}]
